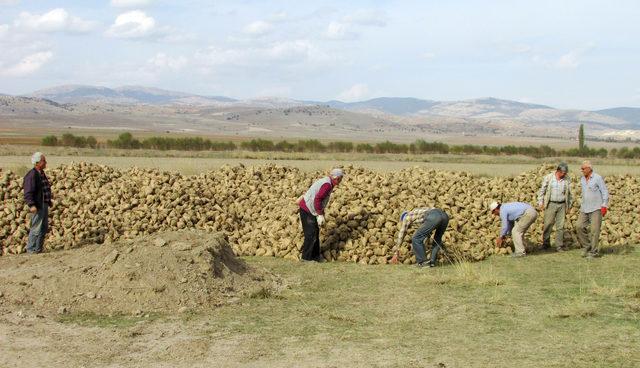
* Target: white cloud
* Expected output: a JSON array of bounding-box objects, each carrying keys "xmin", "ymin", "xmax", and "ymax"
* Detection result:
[
  {"xmin": 148, "ymin": 52, "xmax": 188, "ymax": 71},
  {"xmin": 530, "ymin": 44, "xmax": 595, "ymax": 70},
  {"xmin": 337, "ymin": 83, "xmax": 371, "ymax": 102},
  {"xmin": 0, "ymin": 0, "xmax": 20, "ymax": 5},
  {"xmin": 512, "ymin": 44, "xmax": 532, "ymax": 54},
  {"xmin": 0, "ymin": 51, "xmax": 52, "ymax": 77},
  {"xmin": 325, "ymin": 9, "xmax": 387, "ymax": 40},
  {"xmin": 325, "ymin": 21, "xmax": 356, "ymax": 40},
  {"xmin": 14, "ymin": 8, "xmax": 95, "ymax": 33},
  {"xmin": 554, "ymin": 50, "xmax": 581, "ymax": 69},
  {"xmin": 106, "ymin": 10, "xmax": 156, "ymax": 38},
  {"xmin": 268, "ymin": 12, "xmax": 288, "ymax": 23},
  {"xmin": 421, "ymin": 52, "xmax": 436, "ymax": 60},
  {"xmin": 343, "ymin": 9, "xmax": 388, "ymax": 27},
  {"xmin": 243, "ymin": 20, "xmax": 273, "ymax": 36},
  {"xmin": 194, "ymin": 40, "xmax": 339, "ymax": 75},
  {"xmin": 110, "ymin": 0, "xmax": 154, "ymax": 8},
  {"xmin": 266, "ymin": 40, "xmax": 318, "ymax": 62}
]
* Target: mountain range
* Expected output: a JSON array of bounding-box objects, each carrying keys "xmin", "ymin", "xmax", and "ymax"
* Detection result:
[{"xmin": 1, "ymin": 84, "xmax": 640, "ymax": 141}]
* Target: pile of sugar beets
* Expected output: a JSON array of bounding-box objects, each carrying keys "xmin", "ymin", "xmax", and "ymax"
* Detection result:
[{"xmin": 1, "ymin": 163, "xmax": 638, "ymax": 263}]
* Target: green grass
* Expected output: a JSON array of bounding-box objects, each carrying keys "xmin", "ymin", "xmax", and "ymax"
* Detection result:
[
  {"xmin": 48, "ymin": 247, "xmax": 640, "ymax": 366},
  {"xmin": 56, "ymin": 312, "xmax": 162, "ymax": 328},
  {"xmin": 184, "ymin": 247, "xmax": 640, "ymax": 367}
]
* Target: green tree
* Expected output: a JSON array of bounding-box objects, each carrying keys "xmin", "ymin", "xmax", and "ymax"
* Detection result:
[
  {"xmin": 579, "ymin": 124, "xmax": 585, "ymax": 152},
  {"xmin": 41, "ymin": 135, "xmax": 58, "ymax": 146}
]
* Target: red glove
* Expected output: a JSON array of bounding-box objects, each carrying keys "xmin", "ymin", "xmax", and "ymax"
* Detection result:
[{"xmin": 601, "ymin": 207, "xmax": 607, "ymax": 216}]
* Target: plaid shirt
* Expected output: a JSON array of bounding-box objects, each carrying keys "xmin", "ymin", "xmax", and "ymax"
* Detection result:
[
  {"xmin": 24, "ymin": 168, "xmax": 52, "ymax": 208},
  {"xmin": 394, "ymin": 208, "xmax": 434, "ymax": 251},
  {"xmin": 41, "ymin": 170, "xmax": 52, "ymax": 205}
]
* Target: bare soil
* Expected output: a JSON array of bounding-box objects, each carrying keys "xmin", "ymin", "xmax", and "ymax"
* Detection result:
[{"xmin": 0, "ymin": 230, "xmax": 282, "ymax": 315}]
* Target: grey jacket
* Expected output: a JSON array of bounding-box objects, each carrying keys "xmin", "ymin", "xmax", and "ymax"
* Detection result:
[{"xmin": 537, "ymin": 172, "xmax": 572, "ymax": 209}]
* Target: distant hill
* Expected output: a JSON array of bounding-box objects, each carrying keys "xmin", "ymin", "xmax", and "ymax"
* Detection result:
[
  {"xmin": 2, "ymin": 84, "xmax": 640, "ymax": 140},
  {"xmin": 595, "ymin": 107, "xmax": 640, "ymax": 128},
  {"xmin": 29, "ymin": 85, "xmax": 237, "ymax": 106},
  {"xmin": 324, "ymin": 97, "xmax": 550, "ymax": 117},
  {"xmin": 322, "ymin": 97, "xmax": 439, "ymax": 115}
]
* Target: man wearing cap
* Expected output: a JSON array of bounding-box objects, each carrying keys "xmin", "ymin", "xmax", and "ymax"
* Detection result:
[
  {"xmin": 537, "ymin": 162, "xmax": 572, "ymax": 252},
  {"xmin": 23, "ymin": 152, "xmax": 53, "ymax": 254},
  {"xmin": 490, "ymin": 201, "xmax": 537, "ymax": 257},
  {"xmin": 297, "ymin": 168, "xmax": 344, "ymax": 262},
  {"xmin": 577, "ymin": 160, "xmax": 609, "ymax": 258},
  {"xmin": 390, "ymin": 208, "xmax": 449, "ymax": 267}
]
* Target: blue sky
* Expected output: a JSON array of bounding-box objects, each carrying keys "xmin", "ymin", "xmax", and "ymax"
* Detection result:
[{"xmin": 1, "ymin": 0, "xmax": 639, "ymax": 109}]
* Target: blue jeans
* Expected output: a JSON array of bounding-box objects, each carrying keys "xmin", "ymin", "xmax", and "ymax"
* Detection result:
[
  {"xmin": 411, "ymin": 209, "xmax": 449, "ymax": 264},
  {"xmin": 26, "ymin": 204, "xmax": 48, "ymax": 253}
]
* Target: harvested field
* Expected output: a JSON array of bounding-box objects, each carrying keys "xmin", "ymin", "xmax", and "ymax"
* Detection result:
[
  {"xmin": 1, "ymin": 162, "xmax": 638, "ymax": 264},
  {"xmin": 2, "ymin": 153, "xmax": 640, "ymax": 176},
  {"xmin": 0, "ymin": 249, "xmax": 639, "ymax": 368}
]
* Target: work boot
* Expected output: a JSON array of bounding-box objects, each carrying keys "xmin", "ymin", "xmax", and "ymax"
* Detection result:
[{"xmin": 511, "ymin": 252, "xmax": 526, "ymax": 258}]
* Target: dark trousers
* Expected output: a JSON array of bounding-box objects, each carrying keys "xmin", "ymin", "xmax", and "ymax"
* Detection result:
[
  {"xmin": 300, "ymin": 209, "xmax": 321, "ymax": 261},
  {"xmin": 412, "ymin": 209, "xmax": 449, "ymax": 264}
]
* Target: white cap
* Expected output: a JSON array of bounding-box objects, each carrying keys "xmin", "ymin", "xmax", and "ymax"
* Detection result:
[
  {"xmin": 489, "ymin": 201, "xmax": 500, "ymax": 212},
  {"xmin": 330, "ymin": 168, "xmax": 344, "ymax": 178}
]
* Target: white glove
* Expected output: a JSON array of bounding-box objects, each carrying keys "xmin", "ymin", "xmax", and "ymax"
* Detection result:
[{"xmin": 317, "ymin": 215, "xmax": 325, "ymax": 226}]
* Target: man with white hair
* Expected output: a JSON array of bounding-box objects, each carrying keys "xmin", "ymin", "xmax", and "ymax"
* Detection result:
[
  {"xmin": 577, "ymin": 160, "xmax": 609, "ymax": 258},
  {"xmin": 490, "ymin": 201, "xmax": 537, "ymax": 257},
  {"xmin": 537, "ymin": 162, "xmax": 572, "ymax": 251},
  {"xmin": 297, "ymin": 168, "xmax": 344, "ymax": 262},
  {"xmin": 23, "ymin": 152, "xmax": 53, "ymax": 253}
]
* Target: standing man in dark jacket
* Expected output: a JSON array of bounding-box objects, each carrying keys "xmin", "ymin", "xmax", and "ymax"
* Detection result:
[
  {"xmin": 297, "ymin": 168, "xmax": 344, "ymax": 262},
  {"xmin": 23, "ymin": 152, "xmax": 53, "ymax": 253}
]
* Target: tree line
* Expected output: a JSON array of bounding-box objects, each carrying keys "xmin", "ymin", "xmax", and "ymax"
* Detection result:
[{"xmin": 41, "ymin": 132, "xmax": 640, "ymax": 159}]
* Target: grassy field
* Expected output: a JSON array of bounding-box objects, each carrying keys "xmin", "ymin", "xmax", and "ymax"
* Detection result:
[
  {"xmin": 46, "ymin": 246, "xmax": 640, "ymax": 367},
  {"xmin": 1, "ymin": 145, "xmax": 639, "ymax": 177}
]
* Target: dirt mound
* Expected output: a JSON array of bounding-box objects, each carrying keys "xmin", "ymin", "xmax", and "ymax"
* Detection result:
[{"xmin": 0, "ymin": 230, "xmax": 281, "ymax": 315}]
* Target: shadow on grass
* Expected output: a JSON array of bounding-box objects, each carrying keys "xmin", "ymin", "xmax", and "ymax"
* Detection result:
[
  {"xmin": 249, "ymin": 286, "xmax": 285, "ymax": 300},
  {"xmin": 601, "ymin": 244, "xmax": 636, "ymax": 255}
]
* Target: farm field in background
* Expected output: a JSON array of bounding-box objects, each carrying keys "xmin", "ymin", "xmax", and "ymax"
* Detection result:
[{"xmin": 1, "ymin": 146, "xmax": 639, "ymax": 177}]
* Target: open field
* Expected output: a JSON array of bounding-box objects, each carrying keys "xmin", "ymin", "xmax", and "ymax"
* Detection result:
[
  {"xmin": 1, "ymin": 147, "xmax": 638, "ymax": 367},
  {"xmin": 2, "ymin": 155, "xmax": 640, "ymax": 177},
  {"xmin": 1, "ymin": 247, "xmax": 639, "ymax": 368},
  {"xmin": 1, "ymin": 125, "xmax": 638, "ymax": 149},
  {"xmin": 1, "ymin": 146, "xmax": 639, "ymax": 177}
]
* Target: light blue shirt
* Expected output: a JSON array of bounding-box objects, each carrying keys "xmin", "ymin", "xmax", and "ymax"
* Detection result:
[
  {"xmin": 580, "ymin": 172, "xmax": 609, "ymax": 213},
  {"xmin": 499, "ymin": 202, "xmax": 533, "ymax": 237}
]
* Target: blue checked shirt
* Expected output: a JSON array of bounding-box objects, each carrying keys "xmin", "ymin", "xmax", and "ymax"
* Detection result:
[
  {"xmin": 580, "ymin": 172, "xmax": 609, "ymax": 213},
  {"xmin": 499, "ymin": 202, "xmax": 533, "ymax": 237}
]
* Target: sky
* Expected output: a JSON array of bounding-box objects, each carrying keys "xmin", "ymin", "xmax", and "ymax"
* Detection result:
[{"xmin": 1, "ymin": 0, "xmax": 639, "ymax": 110}]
